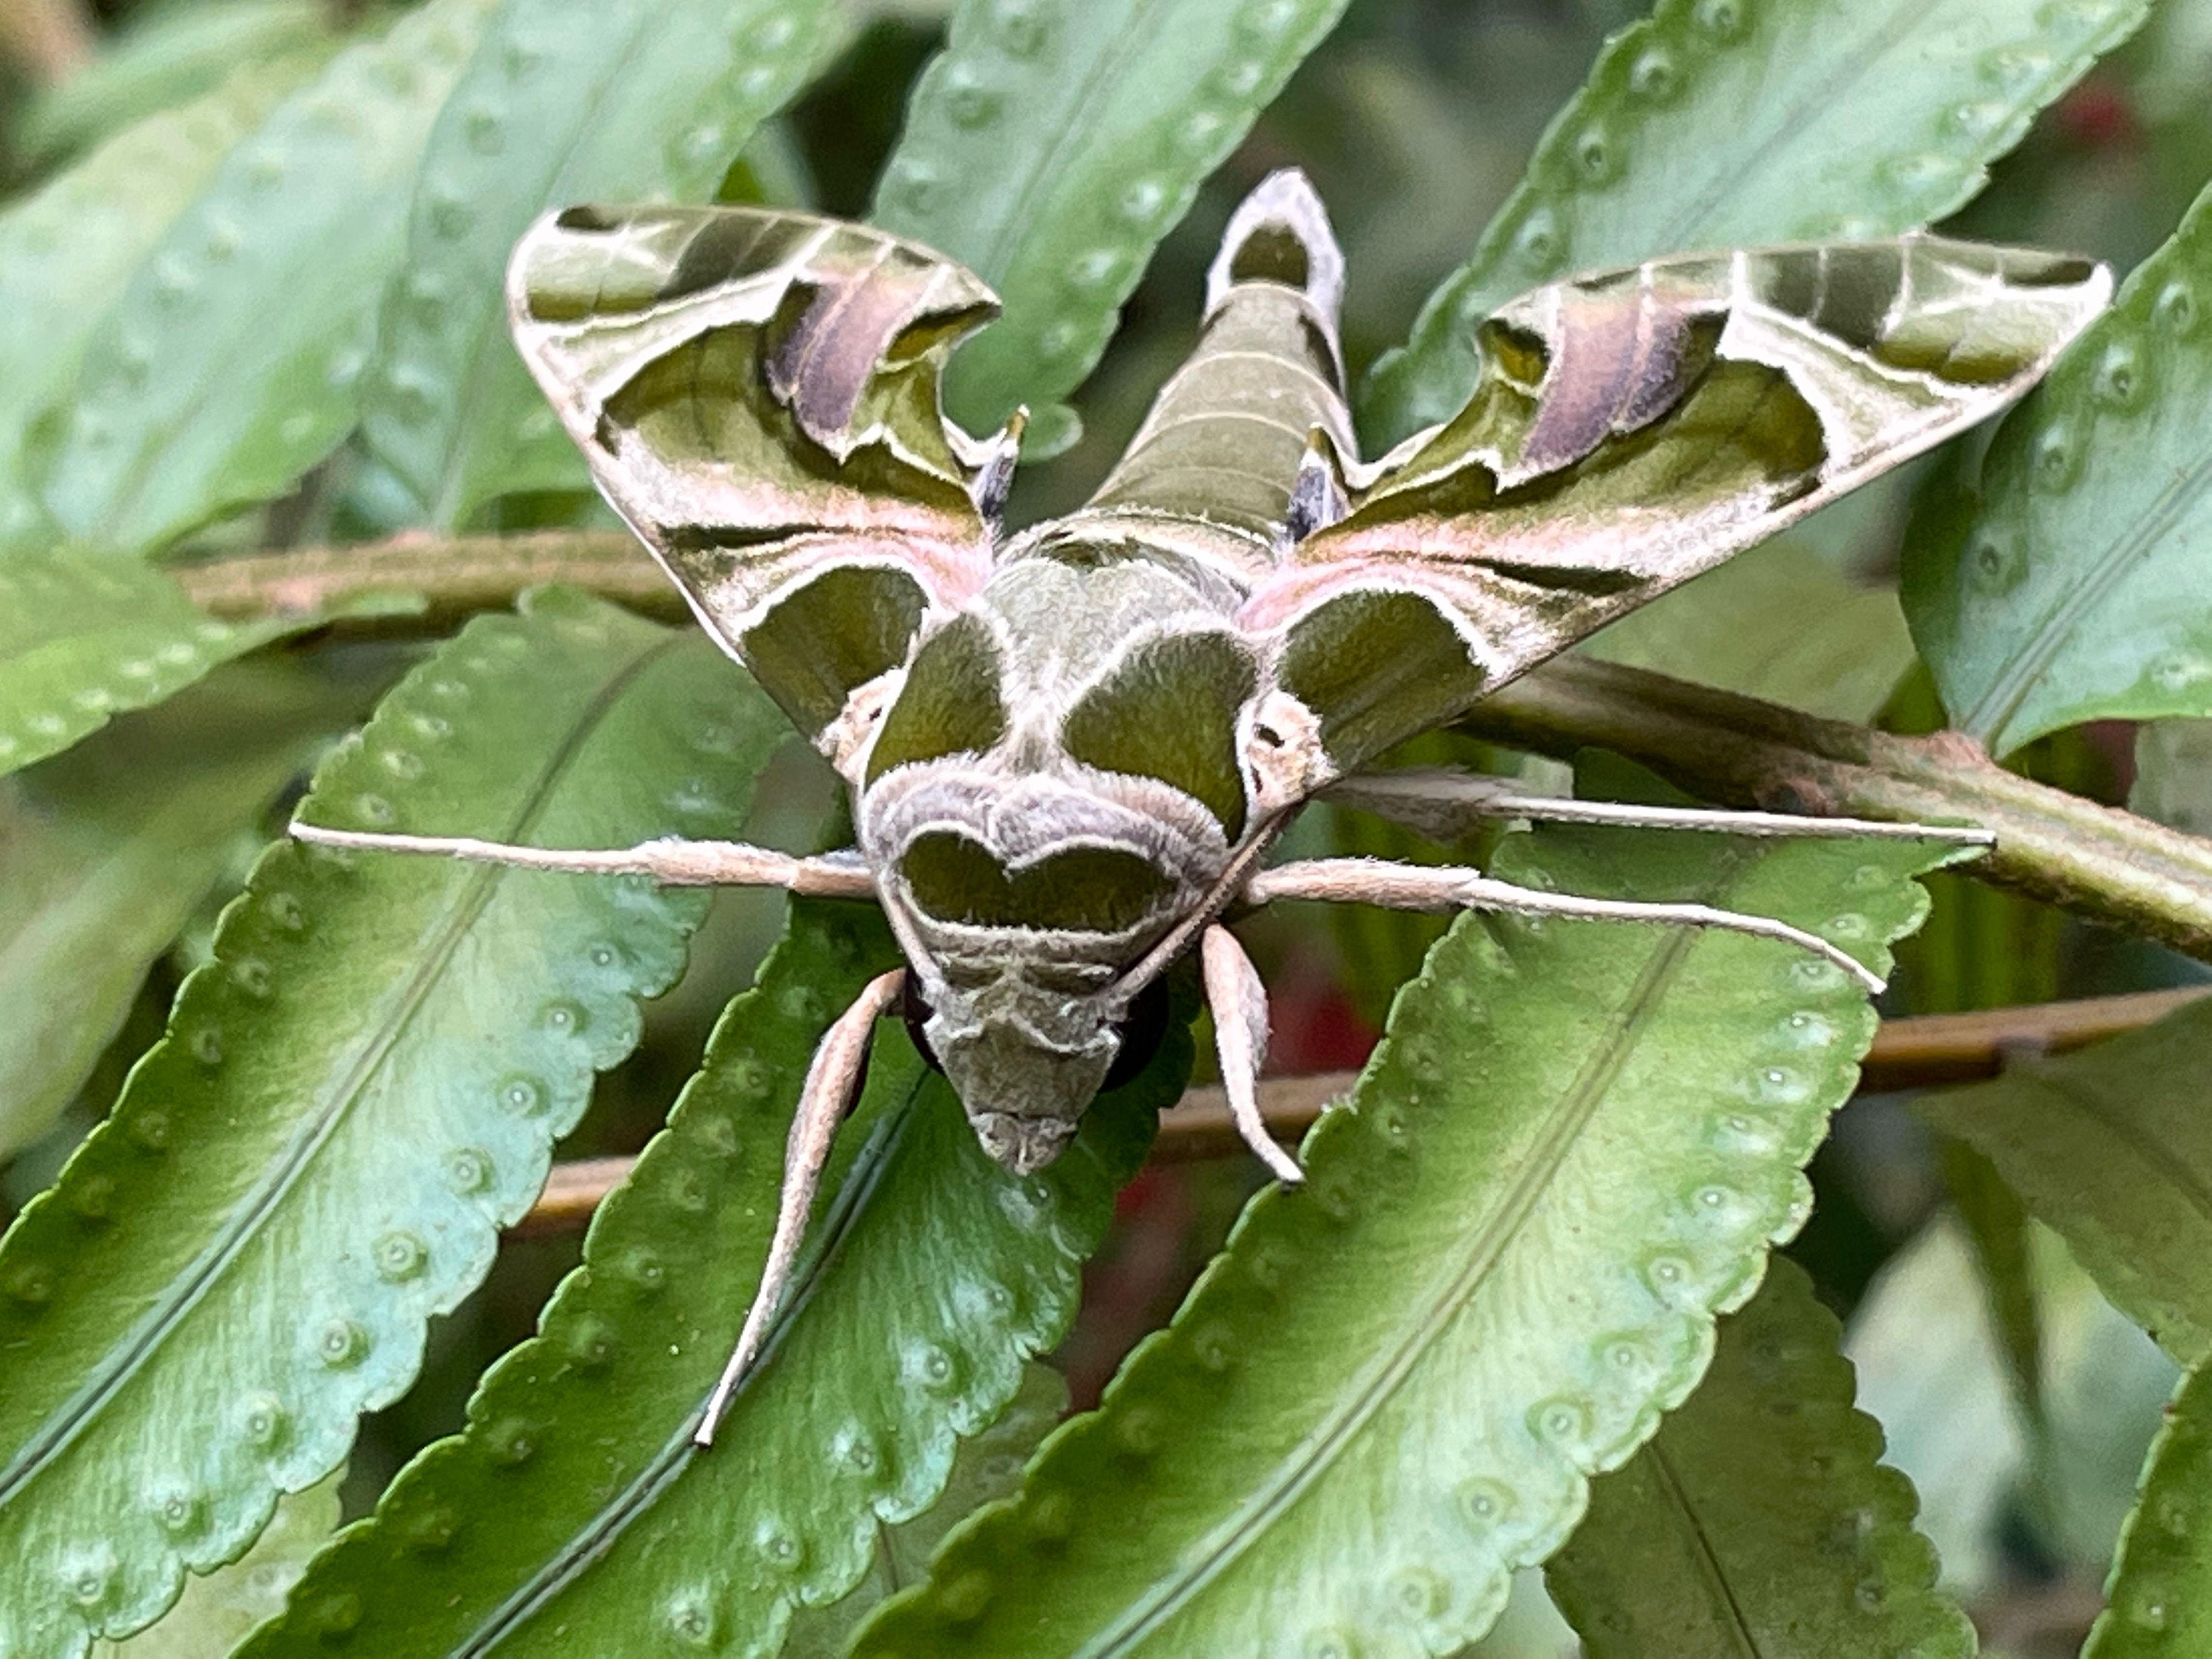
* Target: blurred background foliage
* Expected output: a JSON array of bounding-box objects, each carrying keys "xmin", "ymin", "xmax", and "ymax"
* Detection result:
[{"xmin": 1, "ymin": 1, "xmax": 2209, "ymax": 1655}]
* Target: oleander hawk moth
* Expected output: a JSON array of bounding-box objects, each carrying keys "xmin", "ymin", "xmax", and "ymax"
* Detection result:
[{"xmin": 296, "ymin": 171, "xmax": 2108, "ymax": 1441}]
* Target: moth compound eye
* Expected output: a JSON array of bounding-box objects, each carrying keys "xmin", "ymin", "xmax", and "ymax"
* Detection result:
[
  {"xmin": 902, "ymin": 978, "xmax": 944, "ymax": 1073},
  {"xmin": 1101, "ymin": 978, "xmax": 1172, "ymax": 1091}
]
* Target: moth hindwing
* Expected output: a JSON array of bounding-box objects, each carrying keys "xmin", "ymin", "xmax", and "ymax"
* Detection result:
[{"xmin": 317, "ymin": 173, "xmax": 2108, "ymax": 1442}]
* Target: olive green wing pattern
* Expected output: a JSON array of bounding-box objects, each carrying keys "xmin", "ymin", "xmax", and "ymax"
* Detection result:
[
  {"xmin": 506, "ymin": 205, "xmax": 1003, "ymax": 743},
  {"xmin": 1245, "ymin": 236, "xmax": 2111, "ymax": 772}
]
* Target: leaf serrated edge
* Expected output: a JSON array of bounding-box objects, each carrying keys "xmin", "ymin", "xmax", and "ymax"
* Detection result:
[
  {"xmin": 1361, "ymin": 0, "xmax": 2152, "ymax": 444},
  {"xmin": 0, "ymin": 594, "xmax": 735, "ymax": 1655},
  {"xmin": 1905, "ymin": 175, "xmax": 2212, "ymax": 755},
  {"xmin": 1548, "ymin": 1257, "xmax": 1973, "ymax": 1658}
]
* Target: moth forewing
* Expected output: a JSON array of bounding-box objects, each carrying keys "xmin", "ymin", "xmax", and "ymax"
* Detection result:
[
  {"xmin": 503, "ymin": 204, "xmax": 1006, "ymax": 751},
  {"xmin": 1245, "ymin": 236, "xmax": 2112, "ymax": 780},
  {"xmin": 295, "ymin": 171, "xmax": 2108, "ymax": 1447}
]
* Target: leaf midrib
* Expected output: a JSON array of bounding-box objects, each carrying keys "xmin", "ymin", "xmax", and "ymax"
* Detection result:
[
  {"xmin": 1649, "ymin": 0, "xmax": 1954, "ymax": 259},
  {"xmin": 1961, "ymin": 435, "xmax": 2212, "ymax": 748},
  {"xmin": 0, "ymin": 630, "xmax": 680, "ymax": 1505},
  {"xmin": 455, "ymin": 1068, "xmax": 930, "ymax": 1655},
  {"xmin": 929, "ymin": 0, "xmax": 1175, "ymax": 296},
  {"xmin": 427, "ymin": 5, "xmax": 658, "ymax": 527},
  {"xmin": 1078, "ymin": 902, "xmax": 1709, "ymax": 1653},
  {"xmin": 1648, "ymin": 1440, "xmax": 1764, "ymax": 1658}
]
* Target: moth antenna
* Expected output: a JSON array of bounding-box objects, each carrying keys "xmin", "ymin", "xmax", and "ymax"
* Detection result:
[
  {"xmin": 1206, "ymin": 168, "xmax": 1346, "ymax": 343},
  {"xmin": 696, "ymin": 968, "xmax": 905, "ymax": 1447}
]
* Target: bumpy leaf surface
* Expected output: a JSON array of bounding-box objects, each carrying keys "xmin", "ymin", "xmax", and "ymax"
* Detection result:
[
  {"xmin": 93, "ymin": 1471, "xmax": 342, "ymax": 1658},
  {"xmin": 1915, "ymin": 997, "xmax": 2212, "ymax": 1364},
  {"xmin": 856, "ymin": 825, "xmax": 1957, "ymax": 1657},
  {"xmin": 874, "ymin": 0, "xmax": 1350, "ymax": 448},
  {"xmin": 781, "ymin": 1364, "xmax": 1069, "ymax": 1657},
  {"xmin": 2083, "ymin": 1359, "xmax": 2212, "ymax": 1658},
  {"xmin": 1362, "ymin": 0, "xmax": 2149, "ymax": 444},
  {"xmin": 362, "ymin": 0, "xmax": 839, "ymax": 526},
  {"xmin": 0, "ymin": 663, "xmax": 348, "ymax": 1161},
  {"xmin": 34, "ymin": 0, "xmax": 495, "ymax": 555},
  {"xmin": 1547, "ymin": 1258, "xmax": 1970, "ymax": 1658},
  {"xmin": 0, "ymin": 589, "xmax": 783, "ymax": 1655},
  {"xmin": 1904, "ymin": 180, "xmax": 2212, "ymax": 755},
  {"xmin": 15, "ymin": 0, "xmax": 337, "ymax": 169},
  {"xmin": 236, "ymin": 902, "xmax": 1180, "ymax": 1656},
  {"xmin": 0, "ymin": 58, "xmax": 312, "ymax": 553},
  {"xmin": 0, "ymin": 549, "xmax": 345, "ymax": 782}
]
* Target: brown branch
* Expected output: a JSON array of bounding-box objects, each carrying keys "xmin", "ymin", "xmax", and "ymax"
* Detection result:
[
  {"xmin": 501, "ymin": 986, "xmax": 2210, "ymax": 1238},
  {"xmin": 0, "ymin": 0, "xmax": 93, "ymax": 86},
  {"xmin": 1459, "ymin": 655, "xmax": 2212, "ymax": 964},
  {"xmin": 173, "ymin": 532, "xmax": 678, "ymax": 629}
]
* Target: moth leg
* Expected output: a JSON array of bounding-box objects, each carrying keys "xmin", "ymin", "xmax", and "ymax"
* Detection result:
[
  {"xmin": 1244, "ymin": 858, "xmax": 1884, "ymax": 996},
  {"xmin": 697, "ymin": 967, "xmax": 906, "ymax": 1447},
  {"xmin": 290, "ymin": 821, "xmax": 876, "ymax": 898},
  {"xmin": 1200, "ymin": 924, "xmax": 1304, "ymax": 1186},
  {"xmin": 1324, "ymin": 768, "xmax": 1993, "ymax": 850}
]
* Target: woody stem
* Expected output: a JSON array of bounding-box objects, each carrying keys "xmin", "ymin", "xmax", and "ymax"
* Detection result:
[{"xmin": 178, "ymin": 533, "xmax": 2212, "ymax": 960}]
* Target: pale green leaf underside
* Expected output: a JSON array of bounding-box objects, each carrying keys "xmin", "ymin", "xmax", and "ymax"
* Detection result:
[
  {"xmin": 856, "ymin": 826, "xmax": 1958, "ymax": 1658},
  {"xmin": 2132, "ymin": 718, "xmax": 2212, "ymax": 839},
  {"xmin": 15, "ymin": 0, "xmax": 338, "ymax": 171},
  {"xmin": 235, "ymin": 902, "xmax": 1178, "ymax": 1657},
  {"xmin": 94, "ymin": 1469, "xmax": 342, "ymax": 1659},
  {"xmin": 2083, "ymin": 1359, "xmax": 2212, "ymax": 1658},
  {"xmin": 0, "ymin": 57, "xmax": 315, "ymax": 556},
  {"xmin": 1582, "ymin": 538, "xmax": 1916, "ymax": 724},
  {"xmin": 1848, "ymin": 1216, "xmax": 2177, "ymax": 1598},
  {"xmin": 1914, "ymin": 997, "xmax": 2212, "ymax": 1365},
  {"xmin": 1361, "ymin": 0, "xmax": 2149, "ymax": 444},
  {"xmin": 1547, "ymin": 1257, "xmax": 1970, "ymax": 1658},
  {"xmin": 873, "ymin": 0, "xmax": 1350, "ymax": 441},
  {"xmin": 0, "ymin": 663, "xmax": 348, "ymax": 1164},
  {"xmin": 363, "ymin": 0, "xmax": 839, "ymax": 528},
  {"xmin": 0, "ymin": 590, "xmax": 782, "ymax": 1656},
  {"xmin": 0, "ymin": 548, "xmax": 348, "ymax": 783},
  {"xmin": 33, "ymin": 0, "xmax": 495, "ymax": 557},
  {"xmin": 1902, "ymin": 179, "xmax": 2212, "ymax": 755}
]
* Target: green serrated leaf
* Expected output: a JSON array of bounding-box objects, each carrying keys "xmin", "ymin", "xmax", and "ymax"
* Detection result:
[
  {"xmin": 855, "ymin": 825, "xmax": 1959, "ymax": 1657},
  {"xmin": 0, "ymin": 661, "xmax": 352, "ymax": 1163},
  {"xmin": 233, "ymin": 901, "xmax": 1181, "ymax": 1657},
  {"xmin": 362, "ymin": 0, "xmax": 841, "ymax": 528},
  {"xmin": 0, "ymin": 57, "xmax": 316, "ymax": 555},
  {"xmin": 2083, "ymin": 1359, "xmax": 2212, "ymax": 1658},
  {"xmin": 873, "ymin": 0, "xmax": 1350, "ymax": 439},
  {"xmin": 0, "ymin": 589, "xmax": 786, "ymax": 1656},
  {"xmin": 1583, "ymin": 538, "xmax": 1916, "ymax": 724},
  {"xmin": 92, "ymin": 1468, "xmax": 342, "ymax": 1659},
  {"xmin": 1849, "ymin": 1215, "xmax": 2177, "ymax": 1597},
  {"xmin": 0, "ymin": 548, "xmax": 347, "ymax": 782},
  {"xmin": 1547, "ymin": 1257, "xmax": 1970, "ymax": 1658},
  {"xmin": 782, "ymin": 1363, "xmax": 1067, "ymax": 1657},
  {"xmin": 32, "ymin": 0, "xmax": 498, "ymax": 557},
  {"xmin": 1914, "ymin": 998, "xmax": 2212, "ymax": 1365},
  {"xmin": 1362, "ymin": 0, "xmax": 2150, "ymax": 444},
  {"xmin": 14, "ymin": 0, "xmax": 340, "ymax": 170},
  {"xmin": 1903, "ymin": 180, "xmax": 2212, "ymax": 755}
]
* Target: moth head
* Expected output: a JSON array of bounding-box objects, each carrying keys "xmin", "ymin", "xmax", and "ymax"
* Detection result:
[{"xmin": 852, "ymin": 587, "xmax": 1272, "ymax": 1170}]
